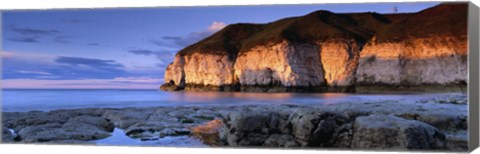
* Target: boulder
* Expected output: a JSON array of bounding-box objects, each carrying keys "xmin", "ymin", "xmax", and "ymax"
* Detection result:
[
  {"xmin": 289, "ymin": 110, "xmax": 347, "ymax": 146},
  {"xmin": 220, "ymin": 109, "xmax": 289, "ymax": 146},
  {"xmin": 351, "ymin": 114, "xmax": 446, "ymax": 150},
  {"xmin": 190, "ymin": 119, "xmax": 223, "ymax": 146}
]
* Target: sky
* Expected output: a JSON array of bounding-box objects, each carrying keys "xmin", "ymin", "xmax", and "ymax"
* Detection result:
[{"xmin": 1, "ymin": 2, "xmax": 440, "ymax": 89}]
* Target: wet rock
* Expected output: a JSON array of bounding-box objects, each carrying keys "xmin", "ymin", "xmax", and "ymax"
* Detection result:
[
  {"xmin": 3, "ymin": 111, "xmax": 70, "ymax": 132},
  {"xmin": 191, "ymin": 119, "xmax": 223, "ymax": 146},
  {"xmin": 220, "ymin": 109, "xmax": 290, "ymax": 146},
  {"xmin": 317, "ymin": 100, "xmax": 468, "ymax": 133},
  {"xmin": 289, "ymin": 110, "xmax": 347, "ymax": 146},
  {"xmin": 125, "ymin": 122, "xmax": 192, "ymax": 139},
  {"xmin": 330, "ymin": 123, "xmax": 354, "ymax": 148},
  {"xmin": 2, "ymin": 125, "xmax": 15, "ymax": 142},
  {"xmin": 62, "ymin": 122, "xmax": 112, "ymax": 140},
  {"xmin": 221, "ymin": 109, "xmax": 288, "ymax": 146},
  {"xmin": 16, "ymin": 122, "xmax": 111, "ymax": 143},
  {"xmin": 191, "ymin": 109, "xmax": 219, "ymax": 121},
  {"xmin": 412, "ymin": 114, "xmax": 467, "ymax": 132},
  {"xmin": 102, "ymin": 109, "xmax": 150, "ymax": 129},
  {"xmin": 351, "ymin": 114, "xmax": 446, "ymax": 150},
  {"xmin": 124, "ymin": 122, "xmax": 167, "ymax": 138},
  {"xmin": 445, "ymin": 131, "xmax": 468, "ymax": 151},
  {"xmin": 44, "ymin": 140, "xmax": 95, "ymax": 145},
  {"xmin": 179, "ymin": 118, "xmax": 195, "ymax": 124},
  {"xmin": 264, "ymin": 134, "xmax": 299, "ymax": 147},
  {"xmin": 418, "ymin": 94, "xmax": 468, "ymax": 105},
  {"xmin": 68, "ymin": 115, "xmax": 114, "ymax": 132},
  {"xmin": 168, "ymin": 108, "xmax": 195, "ymax": 118},
  {"xmin": 1, "ymin": 99, "xmax": 467, "ymax": 150}
]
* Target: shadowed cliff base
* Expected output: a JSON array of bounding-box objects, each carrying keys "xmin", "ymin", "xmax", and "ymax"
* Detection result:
[
  {"xmin": 160, "ymin": 3, "xmax": 468, "ymax": 93},
  {"xmin": 160, "ymin": 83, "xmax": 466, "ymax": 93}
]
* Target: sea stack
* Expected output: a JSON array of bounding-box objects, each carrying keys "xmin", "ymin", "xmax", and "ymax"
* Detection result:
[{"xmin": 161, "ymin": 3, "xmax": 467, "ymax": 92}]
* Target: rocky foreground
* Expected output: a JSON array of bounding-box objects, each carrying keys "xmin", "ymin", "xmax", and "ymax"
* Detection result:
[{"xmin": 1, "ymin": 94, "xmax": 468, "ymax": 151}]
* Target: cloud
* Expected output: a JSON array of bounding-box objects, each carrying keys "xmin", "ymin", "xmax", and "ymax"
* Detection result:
[
  {"xmin": 7, "ymin": 37, "xmax": 40, "ymax": 43},
  {"xmin": 17, "ymin": 70, "xmax": 51, "ymax": 75},
  {"xmin": 2, "ymin": 52, "xmax": 166, "ymax": 83},
  {"xmin": 149, "ymin": 39, "xmax": 181, "ymax": 48},
  {"xmin": 127, "ymin": 49, "xmax": 174, "ymax": 65},
  {"xmin": 61, "ymin": 19, "xmax": 89, "ymax": 24},
  {"xmin": 110, "ymin": 77, "xmax": 163, "ymax": 84},
  {"xmin": 55, "ymin": 56, "xmax": 124, "ymax": 72},
  {"xmin": 8, "ymin": 26, "xmax": 62, "ymax": 43},
  {"xmin": 11, "ymin": 27, "xmax": 61, "ymax": 36},
  {"xmin": 53, "ymin": 36, "xmax": 74, "ymax": 44},
  {"xmin": 161, "ymin": 21, "xmax": 227, "ymax": 47},
  {"xmin": 1, "ymin": 51, "xmax": 15, "ymax": 58},
  {"xmin": 208, "ymin": 21, "xmax": 227, "ymax": 31},
  {"xmin": 2, "ymin": 77, "xmax": 164, "ymax": 89},
  {"xmin": 128, "ymin": 49, "xmax": 156, "ymax": 56}
]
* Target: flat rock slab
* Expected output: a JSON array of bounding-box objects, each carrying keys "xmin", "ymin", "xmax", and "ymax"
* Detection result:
[
  {"xmin": 1, "ymin": 95, "xmax": 468, "ymax": 151},
  {"xmin": 17, "ymin": 122, "xmax": 112, "ymax": 143},
  {"xmin": 217, "ymin": 100, "xmax": 467, "ymax": 151},
  {"xmin": 351, "ymin": 114, "xmax": 446, "ymax": 150}
]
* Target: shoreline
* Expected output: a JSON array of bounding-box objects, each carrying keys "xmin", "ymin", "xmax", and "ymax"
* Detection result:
[
  {"xmin": 1, "ymin": 93, "xmax": 468, "ymax": 151},
  {"xmin": 161, "ymin": 83, "xmax": 467, "ymax": 93}
]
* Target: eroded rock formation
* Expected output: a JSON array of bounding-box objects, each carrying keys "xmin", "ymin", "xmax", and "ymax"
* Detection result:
[
  {"xmin": 161, "ymin": 3, "xmax": 468, "ymax": 92},
  {"xmin": 1, "ymin": 94, "xmax": 468, "ymax": 150}
]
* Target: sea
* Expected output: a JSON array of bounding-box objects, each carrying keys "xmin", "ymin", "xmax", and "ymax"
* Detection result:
[{"xmin": 0, "ymin": 89, "xmax": 460, "ymax": 112}]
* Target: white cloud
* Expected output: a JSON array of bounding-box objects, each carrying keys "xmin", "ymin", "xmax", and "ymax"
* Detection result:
[
  {"xmin": 112, "ymin": 77, "xmax": 163, "ymax": 83},
  {"xmin": 207, "ymin": 21, "xmax": 227, "ymax": 32},
  {"xmin": 17, "ymin": 70, "xmax": 52, "ymax": 75},
  {"xmin": 1, "ymin": 51, "xmax": 15, "ymax": 58},
  {"xmin": 2, "ymin": 77, "xmax": 165, "ymax": 89},
  {"xmin": 1, "ymin": 50, "xmax": 56, "ymax": 61},
  {"xmin": 161, "ymin": 21, "xmax": 228, "ymax": 47}
]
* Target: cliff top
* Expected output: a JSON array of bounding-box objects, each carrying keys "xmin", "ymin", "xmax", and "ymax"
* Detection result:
[
  {"xmin": 176, "ymin": 2, "xmax": 467, "ymax": 58},
  {"xmin": 375, "ymin": 3, "xmax": 468, "ymax": 42}
]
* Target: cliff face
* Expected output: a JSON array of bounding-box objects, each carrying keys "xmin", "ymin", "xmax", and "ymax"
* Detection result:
[
  {"xmin": 356, "ymin": 36, "xmax": 467, "ymax": 86},
  {"xmin": 234, "ymin": 41, "xmax": 325, "ymax": 87},
  {"xmin": 161, "ymin": 3, "xmax": 468, "ymax": 92},
  {"xmin": 319, "ymin": 39, "xmax": 363, "ymax": 87}
]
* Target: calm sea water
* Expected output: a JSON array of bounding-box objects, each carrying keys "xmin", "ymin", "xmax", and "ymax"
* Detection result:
[{"xmin": 1, "ymin": 89, "xmax": 459, "ymax": 112}]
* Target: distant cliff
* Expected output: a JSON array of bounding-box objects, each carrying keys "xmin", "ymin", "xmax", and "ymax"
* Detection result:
[{"xmin": 161, "ymin": 3, "xmax": 468, "ymax": 92}]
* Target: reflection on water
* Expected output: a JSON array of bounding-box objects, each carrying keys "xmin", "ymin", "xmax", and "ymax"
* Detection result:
[
  {"xmin": 169, "ymin": 91, "xmax": 350, "ymax": 103},
  {"xmin": 94, "ymin": 128, "xmax": 206, "ymax": 147},
  {"xmin": 1, "ymin": 89, "xmax": 463, "ymax": 112}
]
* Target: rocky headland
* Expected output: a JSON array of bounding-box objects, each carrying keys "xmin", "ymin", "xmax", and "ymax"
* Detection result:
[
  {"xmin": 160, "ymin": 3, "xmax": 468, "ymax": 92},
  {"xmin": 1, "ymin": 93, "xmax": 468, "ymax": 151},
  {"xmin": 1, "ymin": 2, "xmax": 470, "ymax": 152}
]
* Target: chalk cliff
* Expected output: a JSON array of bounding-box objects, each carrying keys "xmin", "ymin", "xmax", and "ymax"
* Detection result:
[{"xmin": 161, "ymin": 3, "xmax": 468, "ymax": 92}]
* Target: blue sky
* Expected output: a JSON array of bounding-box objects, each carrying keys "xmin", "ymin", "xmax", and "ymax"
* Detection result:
[{"xmin": 1, "ymin": 2, "xmax": 440, "ymax": 89}]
